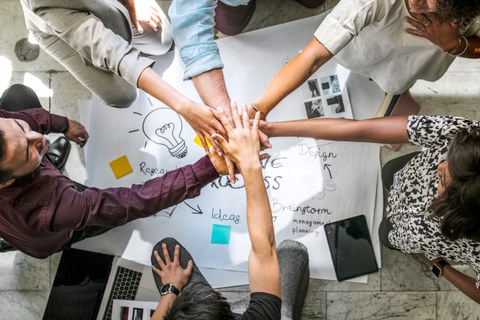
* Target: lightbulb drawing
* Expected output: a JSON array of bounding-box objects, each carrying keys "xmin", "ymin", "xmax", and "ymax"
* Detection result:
[{"xmin": 142, "ymin": 108, "xmax": 188, "ymax": 158}]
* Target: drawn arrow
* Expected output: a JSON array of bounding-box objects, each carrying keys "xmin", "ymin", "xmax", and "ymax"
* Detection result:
[
  {"xmin": 323, "ymin": 164, "xmax": 333, "ymax": 179},
  {"xmin": 184, "ymin": 201, "xmax": 203, "ymax": 214}
]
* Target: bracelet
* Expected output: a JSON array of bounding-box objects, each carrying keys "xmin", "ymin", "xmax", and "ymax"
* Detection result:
[
  {"xmin": 250, "ymin": 103, "xmax": 267, "ymax": 117},
  {"xmin": 446, "ymin": 36, "xmax": 469, "ymax": 57}
]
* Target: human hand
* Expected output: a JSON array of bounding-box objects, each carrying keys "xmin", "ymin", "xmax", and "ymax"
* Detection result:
[
  {"xmin": 152, "ymin": 243, "xmax": 193, "ymax": 291},
  {"xmin": 208, "ymin": 147, "xmax": 269, "ymax": 176},
  {"xmin": 65, "ymin": 119, "xmax": 89, "ymax": 147},
  {"xmin": 212, "ymin": 102, "xmax": 261, "ymax": 172},
  {"xmin": 124, "ymin": 0, "xmax": 163, "ymax": 33},
  {"xmin": 404, "ymin": 13, "xmax": 460, "ymax": 52},
  {"xmin": 247, "ymin": 104, "xmax": 271, "ymax": 150},
  {"xmin": 182, "ymin": 101, "xmax": 227, "ymax": 157}
]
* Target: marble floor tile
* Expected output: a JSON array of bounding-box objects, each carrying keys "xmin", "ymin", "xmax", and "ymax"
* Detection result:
[
  {"xmin": 0, "ymin": 291, "xmax": 49, "ymax": 320},
  {"xmin": 326, "ymin": 291, "xmax": 436, "ymax": 320},
  {"xmin": 437, "ymin": 291, "xmax": 480, "ymax": 320},
  {"xmin": 0, "ymin": 251, "xmax": 50, "ymax": 291}
]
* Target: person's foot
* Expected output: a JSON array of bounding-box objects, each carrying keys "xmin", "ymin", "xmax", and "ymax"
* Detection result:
[{"xmin": 46, "ymin": 137, "xmax": 71, "ymax": 170}]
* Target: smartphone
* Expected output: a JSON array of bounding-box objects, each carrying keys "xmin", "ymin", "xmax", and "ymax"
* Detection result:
[{"xmin": 324, "ymin": 214, "xmax": 378, "ymax": 281}]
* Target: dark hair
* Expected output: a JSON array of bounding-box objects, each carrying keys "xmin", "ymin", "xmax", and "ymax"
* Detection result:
[
  {"xmin": 430, "ymin": 128, "xmax": 480, "ymax": 240},
  {"xmin": 0, "ymin": 129, "xmax": 13, "ymax": 184},
  {"xmin": 436, "ymin": 0, "xmax": 480, "ymax": 27},
  {"xmin": 164, "ymin": 283, "xmax": 235, "ymax": 320}
]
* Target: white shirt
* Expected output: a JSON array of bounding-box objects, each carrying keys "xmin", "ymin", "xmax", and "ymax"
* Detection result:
[{"xmin": 314, "ymin": 0, "xmax": 480, "ymax": 94}]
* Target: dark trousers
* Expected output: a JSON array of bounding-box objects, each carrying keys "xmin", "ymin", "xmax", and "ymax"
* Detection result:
[
  {"xmin": 151, "ymin": 238, "xmax": 310, "ymax": 320},
  {"xmin": 379, "ymin": 152, "xmax": 421, "ymax": 250},
  {"xmin": 214, "ymin": 0, "xmax": 326, "ymax": 36}
]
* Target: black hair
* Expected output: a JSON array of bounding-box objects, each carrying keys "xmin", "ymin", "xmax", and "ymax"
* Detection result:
[
  {"xmin": 0, "ymin": 129, "xmax": 13, "ymax": 184},
  {"xmin": 164, "ymin": 283, "xmax": 235, "ymax": 320},
  {"xmin": 436, "ymin": 0, "xmax": 480, "ymax": 28},
  {"xmin": 430, "ymin": 127, "xmax": 480, "ymax": 241}
]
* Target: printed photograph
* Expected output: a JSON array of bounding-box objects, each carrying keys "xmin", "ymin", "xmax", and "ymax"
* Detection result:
[
  {"xmin": 302, "ymin": 78, "xmax": 321, "ymax": 98},
  {"xmin": 320, "ymin": 74, "xmax": 341, "ymax": 95},
  {"xmin": 305, "ymin": 99, "xmax": 325, "ymax": 119},
  {"xmin": 326, "ymin": 95, "xmax": 345, "ymax": 114}
]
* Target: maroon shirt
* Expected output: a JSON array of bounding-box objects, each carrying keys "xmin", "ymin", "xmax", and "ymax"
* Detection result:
[{"xmin": 0, "ymin": 109, "xmax": 219, "ymax": 258}]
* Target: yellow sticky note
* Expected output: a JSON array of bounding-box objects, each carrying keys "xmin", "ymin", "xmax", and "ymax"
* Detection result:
[
  {"xmin": 193, "ymin": 135, "xmax": 212, "ymax": 149},
  {"xmin": 109, "ymin": 155, "xmax": 133, "ymax": 179}
]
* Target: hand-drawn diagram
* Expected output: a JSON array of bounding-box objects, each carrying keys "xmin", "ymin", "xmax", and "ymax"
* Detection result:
[{"xmin": 141, "ymin": 108, "xmax": 188, "ymax": 158}]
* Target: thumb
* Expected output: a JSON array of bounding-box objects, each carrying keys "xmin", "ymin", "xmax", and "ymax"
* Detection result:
[{"xmin": 211, "ymin": 133, "xmax": 227, "ymax": 148}]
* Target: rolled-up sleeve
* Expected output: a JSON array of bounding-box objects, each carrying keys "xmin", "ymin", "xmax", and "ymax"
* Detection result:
[
  {"xmin": 314, "ymin": 0, "xmax": 379, "ymax": 55},
  {"xmin": 169, "ymin": 0, "xmax": 224, "ymax": 80}
]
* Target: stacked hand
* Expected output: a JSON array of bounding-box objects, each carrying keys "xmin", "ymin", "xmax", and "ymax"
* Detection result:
[{"xmin": 212, "ymin": 102, "xmax": 262, "ymax": 172}]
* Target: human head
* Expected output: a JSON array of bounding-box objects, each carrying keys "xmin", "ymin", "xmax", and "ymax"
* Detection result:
[
  {"xmin": 408, "ymin": 0, "xmax": 480, "ymax": 25},
  {"xmin": 430, "ymin": 127, "xmax": 480, "ymax": 241},
  {"xmin": 164, "ymin": 283, "xmax": 235, "ymax": 320},
  {"xmin": 0, "ymin": 118, "xmax": 48, "ymax": 188}
]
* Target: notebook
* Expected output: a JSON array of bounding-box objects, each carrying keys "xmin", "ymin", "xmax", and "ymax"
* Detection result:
[{"xmin": 42, "ymin": 249, "xmax": 159, "ymax": 320}]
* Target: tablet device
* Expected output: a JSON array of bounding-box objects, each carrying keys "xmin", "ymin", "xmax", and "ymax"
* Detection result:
[{"xmin": 324, "ymin": 214, "xmax": 378, "ymax": 281}]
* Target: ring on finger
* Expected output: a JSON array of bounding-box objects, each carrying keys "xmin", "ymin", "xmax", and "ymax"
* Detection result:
[
  {"xmin": 423, "ymin": 20, "xmax": 432, "ymax": 27},
  {"xmin": 419, "ymin": 26, "xmax": 425, "ymax": 32}
]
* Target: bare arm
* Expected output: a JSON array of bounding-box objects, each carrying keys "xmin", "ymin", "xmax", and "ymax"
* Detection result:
[
  {"xmin": 213, "ymin": 103, "xmax": 281, "ymax": 297},
  {"xmin": 192, "ymin": 69, "xmax": 232, "ymax": 118},
  {"xmin": 137, "ymin": 67, "xmax": 226, "ymax": 154},
  {"xmin": 260, "ymin": 116, "xmax": 410, "ymax": 144},
  {"xmin": 417, "ymin": 254, "xmax": 480, "ymax": 303},
  {"xmin": 254, "ymin": 38, "xmax": 333, "ymax": 116}
]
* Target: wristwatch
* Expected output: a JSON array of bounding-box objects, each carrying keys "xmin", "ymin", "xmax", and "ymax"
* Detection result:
[
  {"xmin": 160, "ymin": 283, "xmax": 180, "ymax": 296},
  {"xmin": 432, "ymin": 259, "xmax": 450, "ymax": 278}
]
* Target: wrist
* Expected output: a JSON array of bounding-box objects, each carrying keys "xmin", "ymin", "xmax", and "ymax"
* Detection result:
[
  {"xmin": 444, "ymin": 36, "xmax": 469, "ymax": 56},
  {"xmin": 239, "ymin": 161, "xmax": 262, "ymax": 175},
  {"xmin": 432, "ymin": 258, "xmax": 450, "ymax": 278}
]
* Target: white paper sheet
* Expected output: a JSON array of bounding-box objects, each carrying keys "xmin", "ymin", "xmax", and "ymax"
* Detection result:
[{"xmin": 75, "ymin": 13, "xmax": 385, "ymax": 285}]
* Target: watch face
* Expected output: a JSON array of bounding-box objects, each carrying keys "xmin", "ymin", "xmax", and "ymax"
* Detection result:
[{"xmin": 161, "ymin": 283, "xmax": 173, "ymax": 295}]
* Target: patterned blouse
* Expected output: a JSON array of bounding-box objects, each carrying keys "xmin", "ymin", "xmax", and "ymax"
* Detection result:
[{"xmin": 387, "ymin": 115, "xmax": 480, "ymax": 287}]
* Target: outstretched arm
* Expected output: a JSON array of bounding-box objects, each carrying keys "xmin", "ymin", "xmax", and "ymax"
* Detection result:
[
  {"xmin": 260, "ymin": 116, "xmax": 410, "ymax": 144},
  {"xmin": 254, "ymin": 38, "xmax": 333, "ymax": 117},
  {"xmin": 213, "ymin": 103, "xmax": 281, "ymax": 297},
  {"xmin": 416, "ymin": 254, "xmax": 480, "ymax": 303}
]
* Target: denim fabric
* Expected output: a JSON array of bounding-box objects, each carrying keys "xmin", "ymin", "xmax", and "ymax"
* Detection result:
[{"xmin": 169, "ymin": 0, "xmax": 250, "ymax": 80}]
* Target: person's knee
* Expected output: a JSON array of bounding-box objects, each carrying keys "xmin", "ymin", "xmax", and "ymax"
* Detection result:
[
  {"xmin": 103, "ymin": 87, "xmax": 138, "ymax": 109},
  {"xmin": 277, "ymin": 240, "xmax": 309, "ymax": 263}
]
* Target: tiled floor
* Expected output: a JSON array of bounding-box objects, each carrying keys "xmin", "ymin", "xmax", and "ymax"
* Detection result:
[{"xmin": 1, "ymin": 0, "xmax": 480, "ymax": 319}]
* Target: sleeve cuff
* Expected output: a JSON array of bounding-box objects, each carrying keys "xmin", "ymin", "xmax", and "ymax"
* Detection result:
[
  {"xmin": 119, "ymin": 53, "xmax": 155, "ymax": 86},
  {"xmin": 180, "ymin": 46, "xmax": 224, "ymax": 80},
  {"xmin": 50, "ymin": 114, "xmax": 70, "ymax": 133},
  {"xmin": 191, "ymin": 155, "xmax": 219, "ymax": 187},
  {"xmin": 314, "ymin": 15, "xmax": 354, "ymax": 55}
]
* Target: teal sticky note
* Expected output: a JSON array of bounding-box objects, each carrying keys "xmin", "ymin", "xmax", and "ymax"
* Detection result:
[{"xmin": 211, "ymin": 224, "xmax": 231, "ymax": 245}]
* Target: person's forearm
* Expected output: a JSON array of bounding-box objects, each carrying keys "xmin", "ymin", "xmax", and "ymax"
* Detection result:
[
  {"xmin": 151, "ymin": 294, "xmax": 177, "ymax": 320},
  {"xmin": 191, "ymin": 69, "xmax": 231, "ymax": 113},
  {"xmin": 254, "ymin": 38, "xmax": 333, "ymax": 115},
  {"xmin": 243, "ymin": 164, "xmax": 276, "ymax": 253},
  {"xmin": 137, "ymin": 67, "xmax": 191, "ymax": 114},
  {"xmin": 263, "ymin": 116, "xmax": 410, "ymax": 144},
  {"xmin": 442, "ymin": 265, "xmax": 480, "ymax": 303}
]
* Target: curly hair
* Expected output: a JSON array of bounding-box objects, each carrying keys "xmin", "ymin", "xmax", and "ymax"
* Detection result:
[
  {"xmin": 164, "ymin": 283, "xmax": 235, "ymax": 320},
  {"xmin": 430, "ymin": 127, "xmax": 480, "ymax": 241},
  {"xmin": 436, "ymin": 0, "xmax": 480, "ymax": 27}
]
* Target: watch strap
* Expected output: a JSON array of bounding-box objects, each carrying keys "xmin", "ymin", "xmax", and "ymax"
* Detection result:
[
  {"xmin": 160, "ymin": 283, "xmax": 180, "ymax": 296},
  {"xmin": 432, "ymin": 259, "xmax": 450, "ymax": 278}
]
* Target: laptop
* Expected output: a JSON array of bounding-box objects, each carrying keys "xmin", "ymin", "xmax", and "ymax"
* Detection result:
[{"xmin": 43, "ymin": 249, "xmax": 160, "ymax": 320}]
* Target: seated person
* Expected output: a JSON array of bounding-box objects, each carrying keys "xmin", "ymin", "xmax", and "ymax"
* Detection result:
[
  {"xmin": 149, "ymin": 103, "xmax": 310, "ymax": 320},
  {"xmin": 259, "ymin": 114, "xmax": 480, "ymax": 303},
  {"xmin": 0, "ymin": 84, "xmax": 229, "ymax": 259}
]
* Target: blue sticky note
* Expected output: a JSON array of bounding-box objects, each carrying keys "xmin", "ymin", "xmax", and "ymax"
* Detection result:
[{"xmin": 211, "ymin": 224, "xmax": 231, "ymax": 245}]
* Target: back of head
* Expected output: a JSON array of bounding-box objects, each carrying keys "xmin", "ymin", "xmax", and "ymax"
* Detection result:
[
  {"xmin": 436, "ymin": 0, "xmax": 480, "ymax": 26},
  {"xmin": 431, "ymin": 127, "xmax": 480, "ymax": 241},
  {"xmin": 164, "ymin": 283, "xmax": 235, "ymax": 320}
]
